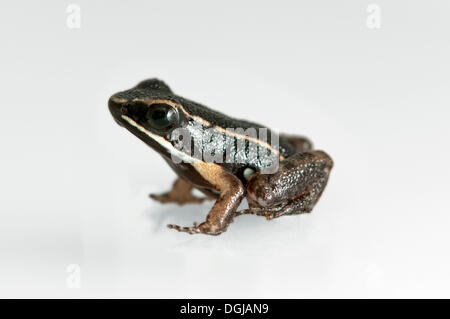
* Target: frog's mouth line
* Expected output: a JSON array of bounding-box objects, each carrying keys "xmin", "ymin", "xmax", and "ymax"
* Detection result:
[{"xmin": 120, "ymin": 115, "xmax": 198, "ymax": 164}]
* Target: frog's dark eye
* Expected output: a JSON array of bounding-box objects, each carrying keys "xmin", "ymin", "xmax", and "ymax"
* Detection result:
[{"xmin": 145, "ymin": 103, "xmax": 179, "ymax": 132}]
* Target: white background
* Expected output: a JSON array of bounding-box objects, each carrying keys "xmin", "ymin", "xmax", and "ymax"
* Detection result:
[{"xmin": 1, "ymin": 0, "xmax": 450, "ymax": 298}]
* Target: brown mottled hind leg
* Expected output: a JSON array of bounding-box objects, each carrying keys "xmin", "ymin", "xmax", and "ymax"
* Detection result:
[
  {"xmin": 238, "ymin": 150, "xmax": 333, "ymax": 220},
  {"xmin": 150, "ymin": 178, "xmax": 207, "ymax": 205},
  {"xmin": 263, "ymin": 174, "xmax": 330, "ymax": 220}
]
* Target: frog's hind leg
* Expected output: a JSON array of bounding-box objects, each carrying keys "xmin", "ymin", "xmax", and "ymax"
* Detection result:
[
  {"xmin": 239, "ymin": 150, "xmax": 333, "ymax": 220},
  {"xmin": 262, "ymin": 176, "xmax": 330, "ymax": 220},
  {"xmin": 149, "ymin": 178, "xmax": 207, "ymax": 205}
]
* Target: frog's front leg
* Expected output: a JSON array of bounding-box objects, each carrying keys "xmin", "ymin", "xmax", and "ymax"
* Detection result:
[
  {"xmin": 168, "ymin": 165, "xmax": 245, "ymax": 235},
  {"xmin": 150, "ymin": 178, "xmax": 207, "ymax": 205},
  {"xmin": 243, "ymin": 150, "xmax": 333, "ymax": 219}
]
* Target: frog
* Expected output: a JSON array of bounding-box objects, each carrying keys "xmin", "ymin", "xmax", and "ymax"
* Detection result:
[{"xmin": 108, "ymin": 79, "xmax": 333, "ymax": 235}]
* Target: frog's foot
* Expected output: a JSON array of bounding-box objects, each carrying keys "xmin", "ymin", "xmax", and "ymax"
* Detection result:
[
  {"xmin": 235, "ymin": 204, "xmax": 308, "ymax": 220},
  {"xmin": 167, "ymin": 222, "xmax": 200, "ymax": 234},
  {"xmin": 234, "ymin": 203, "xmax": 285, "ymax": 220},
  {"xmin": 167, "ymin": 222, "xmax": 225, "ymax": 235},
  {"xmin": 234, "ymin": 207, "xmax": 265, "ymax": 217},
  {"xmin": 149, "ymin": 178, "xmax": 206, "ymax": 205},
  {"xmin": 234, "ymin": 208, "xmax": 281, "ymax": 220}
]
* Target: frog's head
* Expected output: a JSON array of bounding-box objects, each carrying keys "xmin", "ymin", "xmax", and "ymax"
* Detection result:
[{"xmin": 108, "ymin": 78, "xmax": 189, "ymax": 158}]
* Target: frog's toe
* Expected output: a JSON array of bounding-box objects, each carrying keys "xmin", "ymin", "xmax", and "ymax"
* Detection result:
[
  {"xmin": 264, "ymin": 211, "xmax": 275, "ymax": 220},
  {"xmin": 167, "ymin": 222, "xmax": 225, "ymax": 235},
  {"xmin": 150, "ymin": 193, "xmax": 169, "ymax": 202},
  {"xmin": 234, "ymin": 206, "xmax": 283, "ymax": 219},
  {"xmin": 234, "ymin": 207, "xmax": 264, "ymax": 217}
]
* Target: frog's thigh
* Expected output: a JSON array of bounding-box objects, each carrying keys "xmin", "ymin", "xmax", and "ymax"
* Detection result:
[
  {"xmin": 246, "ymin": 151, "xmax": 333, "ymax": 218},
  {"xmin": 280, "ymin": 134, "xmax": 313, "ymax": 152}
]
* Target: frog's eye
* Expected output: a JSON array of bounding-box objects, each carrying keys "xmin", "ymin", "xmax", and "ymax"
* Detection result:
[{"xmin": 145, "ymin": 103, "xmax": 179, "ymax": 131}]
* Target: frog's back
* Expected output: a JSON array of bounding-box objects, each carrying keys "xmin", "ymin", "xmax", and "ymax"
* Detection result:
[{"xmin": 178, "ymin": 95, "xmax": 298, "ymax": 161}]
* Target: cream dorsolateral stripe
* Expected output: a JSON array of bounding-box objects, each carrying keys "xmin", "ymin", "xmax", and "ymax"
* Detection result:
[{"xmin": 132, "ymin": 98, "xmax": 283, "ymax": 160}]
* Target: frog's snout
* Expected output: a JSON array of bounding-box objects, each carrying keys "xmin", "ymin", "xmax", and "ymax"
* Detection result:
[{"xmin": 108, "ymin": 96, "xmax": 126, "ymax": 127}]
